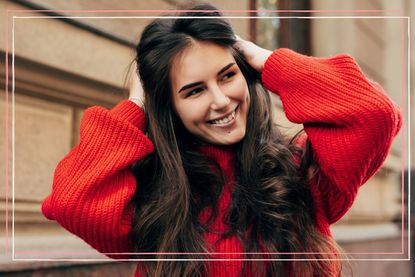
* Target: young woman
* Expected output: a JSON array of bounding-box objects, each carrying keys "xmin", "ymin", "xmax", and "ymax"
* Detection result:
[{"xmin": 42, "ymin": 3, "xmax": 402, "ymax": 277}]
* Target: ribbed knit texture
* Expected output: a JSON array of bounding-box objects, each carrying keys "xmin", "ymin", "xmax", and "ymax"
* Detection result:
[{"xmin": 42, "ymin": 48, "xmax": 402, "ymax": 277}]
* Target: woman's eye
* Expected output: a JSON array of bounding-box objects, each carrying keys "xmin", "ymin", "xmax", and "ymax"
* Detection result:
[
  {"xmin": 186, "ymin": 87, "xmax": 203, "ymax": 97},
  {"xmin": 221, "ymin": 72, "xmax": 235, "ymax": 81}
]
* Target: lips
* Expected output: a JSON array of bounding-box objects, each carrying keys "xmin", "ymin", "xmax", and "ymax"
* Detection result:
[{"xmin": 207, "ymin": 106, "xmax": 238, "ymax": 125}]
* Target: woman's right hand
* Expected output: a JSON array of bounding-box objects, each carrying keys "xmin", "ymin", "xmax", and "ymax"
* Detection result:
[{"xmin": 128, "ymin": 62, "xmax": 145, "ymax": 109}]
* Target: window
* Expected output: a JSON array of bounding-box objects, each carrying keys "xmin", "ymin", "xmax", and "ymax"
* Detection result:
[{"xmin": 253, "ymin": 0, "xmax": 311, "ymax": 55}]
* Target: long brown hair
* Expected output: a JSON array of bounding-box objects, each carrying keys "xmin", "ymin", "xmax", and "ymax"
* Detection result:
[{"xmin": 131, "ymin": 3, "xmax": 344, "ymax": 276}]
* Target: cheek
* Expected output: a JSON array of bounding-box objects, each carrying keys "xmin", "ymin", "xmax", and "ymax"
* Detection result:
[
  {"xmin": 225, "ymin": 77, "xmax": 249, "ymax": 99},
  {"xmin": 175, "ymin": 100, "xmax": 209, "ymax": 127}
]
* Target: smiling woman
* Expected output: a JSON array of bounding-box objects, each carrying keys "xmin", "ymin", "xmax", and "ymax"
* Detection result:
[{"xmin": 41, "ymin": 2, "xmax": 402, "ymax": 277}]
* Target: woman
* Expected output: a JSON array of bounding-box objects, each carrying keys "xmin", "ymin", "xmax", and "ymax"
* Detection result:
[{"xmin": 42, "ymin": 3, "xmax": 402, "ymax": 277}]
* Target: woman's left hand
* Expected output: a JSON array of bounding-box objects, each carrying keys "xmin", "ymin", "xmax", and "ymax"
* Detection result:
[{"xmin": 234, "ymin": 35, "xmax": 273, "ymax": 73}]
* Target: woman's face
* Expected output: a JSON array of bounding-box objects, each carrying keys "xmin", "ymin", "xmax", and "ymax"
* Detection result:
[{"xmin": 170, "ymin": 41, "xmax": 250, "ymax": 145}]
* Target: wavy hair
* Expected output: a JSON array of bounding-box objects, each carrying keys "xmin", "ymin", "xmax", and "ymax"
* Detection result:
[{"xmin": 131, "ymin": 3, "xmax": 344, "ymax": 276}]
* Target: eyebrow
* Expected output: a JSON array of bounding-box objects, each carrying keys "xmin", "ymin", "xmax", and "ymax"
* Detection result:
[{"xmin": 177, "ymin": 62, "xmax": 236, "ymax": 93}]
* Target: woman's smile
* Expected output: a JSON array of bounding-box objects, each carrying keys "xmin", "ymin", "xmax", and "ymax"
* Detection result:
[{"xmin": 206, "ymin": 105, "xmax": 238, "ymax": 127}]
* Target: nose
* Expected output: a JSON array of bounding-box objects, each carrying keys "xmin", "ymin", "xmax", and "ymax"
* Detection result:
[{"xmin": 209, "ymin": 85, "xmax": 230, "ymax": 110}]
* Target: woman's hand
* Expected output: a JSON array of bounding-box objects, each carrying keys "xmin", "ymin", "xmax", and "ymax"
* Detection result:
[
  {"xmin": 234, "ymin": 35, "xmax": 273, "ymax": 73},
  {"xmin": 128, "ymin": 62, "xmax": 145, "ymax": 109}
]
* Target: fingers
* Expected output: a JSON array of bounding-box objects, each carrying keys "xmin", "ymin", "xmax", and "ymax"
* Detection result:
[
  {"xmin": 128, "ymin": 61, "xmax": 145, "ymax": 108},
  {"xmin": 129, "ymin": 78, "xmax": 145, "ymax": 108},
  {"xmin": 232, "ymin": 36, "xmax": 272, "ymax": 73},
  {"xmin": 234, "ymin": 34, "xmax": 243, "ymax": 41},
  {"xmin": 233, "ymin": 34, "xmax": 245, "ymax": 50}
]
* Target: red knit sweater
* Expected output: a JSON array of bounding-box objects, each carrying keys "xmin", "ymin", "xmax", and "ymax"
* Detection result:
[{"xmin": 42, "ymin": 48, "xmax": 402, "ymax": 276}]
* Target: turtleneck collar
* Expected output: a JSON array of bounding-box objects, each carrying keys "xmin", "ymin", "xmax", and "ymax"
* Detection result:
[{"xmin": 197, "ymin": 144, "xmax": 238, "ymax": 170}]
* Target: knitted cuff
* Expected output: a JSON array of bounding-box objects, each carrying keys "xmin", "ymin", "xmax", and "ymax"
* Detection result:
[{"xmin": 109, "ymin": 100, "xmax": 147, "ymax": 132}]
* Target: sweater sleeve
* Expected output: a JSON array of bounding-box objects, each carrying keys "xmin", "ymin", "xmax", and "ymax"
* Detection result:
[
  {"xmin": 41, "ymin": 100, "xmax": 154, "ymax": 257},
  {"xmin": 261, "ymin": 48, "xmax": 402, "ymax": 224}
]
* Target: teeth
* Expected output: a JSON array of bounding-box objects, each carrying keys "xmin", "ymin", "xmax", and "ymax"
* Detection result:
[{"xmin": 211, "ymin": 110, "xmax": 235, "ymax": 125}]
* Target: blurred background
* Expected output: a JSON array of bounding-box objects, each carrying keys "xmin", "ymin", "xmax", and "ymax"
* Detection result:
[{"xmin": 0, "ymin": 0, "xmax": 413, "ymax": 276}]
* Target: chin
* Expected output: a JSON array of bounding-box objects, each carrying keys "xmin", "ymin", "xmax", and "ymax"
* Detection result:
[{"xmin": 215, "ymin": 130, "xmax": 246, "ymax": 146}]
